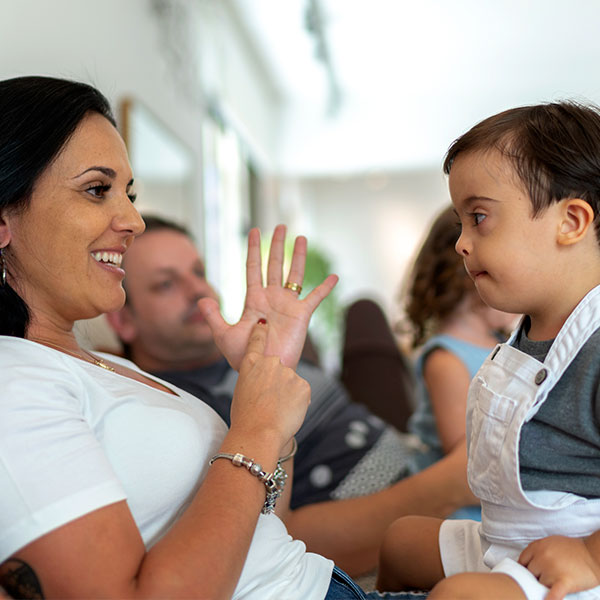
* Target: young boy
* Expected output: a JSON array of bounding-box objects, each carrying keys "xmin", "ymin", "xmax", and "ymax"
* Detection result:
[{"xmin": 376, "ymin": 102, "xmax": 600, "ymax": 600}]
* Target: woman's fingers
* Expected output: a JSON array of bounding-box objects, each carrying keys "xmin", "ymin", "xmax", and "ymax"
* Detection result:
[
  {"xmin": 266, "ymin": 224, "xmax": 286, "ymax": 286},
  {"xmin": 302, "ymin": 274, "xmax": 339, "ymax": 311},
  {"xmin": 245, "ymin": 227, "xmax": 263, "ymax": 289},
  {"xmin": 284, "ymin": 235, "xmax": 307, "ymax": 296},
  {"xmin": 241, "ymin": 320, "xmax": 268, "ymax": 367}
]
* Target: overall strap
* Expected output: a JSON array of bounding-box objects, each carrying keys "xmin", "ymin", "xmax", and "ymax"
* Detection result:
[{"xmin": 544, "ymin": 284, "xmax": 600, "ymax": 379}]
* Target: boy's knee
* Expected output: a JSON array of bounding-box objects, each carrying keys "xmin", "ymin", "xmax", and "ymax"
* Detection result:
[
  {"xmin": 380, "ymin": 516, "xmax": 427, "ymax": 558},
  {"xmin": 430, "ymin": 573, "xmax": 526, "ymax": 600},
  {"xmin": 430, "ymin": 574, "xmax": 473, "ymax": 599},
  {"xmin": 385, "ymin": 515, "xmax": 434, "ymax": 538},
  {"xmin": 377, "ymin": 516, "xmax": 444, "ymax": 592}
]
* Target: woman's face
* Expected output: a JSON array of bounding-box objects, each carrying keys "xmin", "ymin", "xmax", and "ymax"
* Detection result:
[{"xmin": 3, "ymin": 112, "xmax": 145, "ymax": 333}]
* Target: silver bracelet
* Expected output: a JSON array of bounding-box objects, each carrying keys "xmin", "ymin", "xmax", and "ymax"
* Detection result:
[
  {"xmin": 279, "ymin": 437, "xmax": 298, "ymax": 463},
  {"xmin": 209, "ymin": 450, "xmax": 289, "ymax": 514}
]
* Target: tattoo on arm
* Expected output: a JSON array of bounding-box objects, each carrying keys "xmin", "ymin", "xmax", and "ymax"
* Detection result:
[{"xmin": 0, "ymin": 558, "xmax": 44, "ymax": 599}]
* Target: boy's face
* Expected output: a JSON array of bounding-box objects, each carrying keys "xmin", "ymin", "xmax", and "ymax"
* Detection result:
[{"xmin": 449, "ymin": 149, "xmax": 563, "ymax": 320}]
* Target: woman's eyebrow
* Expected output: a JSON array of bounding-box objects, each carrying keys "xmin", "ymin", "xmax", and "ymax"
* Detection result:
[{"xmin": 72, "ymin": 166, "xmax": 116, "ymax": 179}]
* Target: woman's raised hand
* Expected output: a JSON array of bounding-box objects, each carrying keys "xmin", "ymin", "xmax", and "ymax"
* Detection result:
[{"xmin": 197, "ymin": 225, "xmax": 338, "ymax": 371}]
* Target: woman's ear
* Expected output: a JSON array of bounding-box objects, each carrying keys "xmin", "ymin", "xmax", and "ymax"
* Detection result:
[
  {"xmin": 557, "ymin": 199, "xmax": 595, "ymax": 246},
  {"xmin": 0, "ymin": 211, "xmax": 12, "ymax": 248}
]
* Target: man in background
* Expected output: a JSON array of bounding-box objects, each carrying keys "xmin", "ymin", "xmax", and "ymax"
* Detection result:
[{"xmin": 106, "ymin": 215, "xmax": 475, "ymax": 575}]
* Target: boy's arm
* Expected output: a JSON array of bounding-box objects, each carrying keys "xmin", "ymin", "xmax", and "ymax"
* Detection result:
[{"xmin": 518, "ymin": 531, "xmax": 600, "ymax": 600}]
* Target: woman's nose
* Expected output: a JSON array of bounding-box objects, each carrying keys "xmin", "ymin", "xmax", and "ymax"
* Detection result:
[{"xmin": 114, "ymin": 197, "xmax": 145, "ymax": 237}]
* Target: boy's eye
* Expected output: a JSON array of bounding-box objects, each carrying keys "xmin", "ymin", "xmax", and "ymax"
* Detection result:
[
  {"xmin": 473, "ymin": 213, "xmax": 486, "ymax": 226},
  {"xmin": 128, "ymin": 192, "xmax": 137, "ymax": 203}
]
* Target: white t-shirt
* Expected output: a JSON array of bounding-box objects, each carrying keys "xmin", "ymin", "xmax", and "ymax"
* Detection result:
[{"xmin": 0, "ymin": 336, "xmax": 333, "ymax": 600}]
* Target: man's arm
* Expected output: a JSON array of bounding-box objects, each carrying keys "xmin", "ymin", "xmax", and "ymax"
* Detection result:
[{"xmin": 283, "ymin": 441, "xmax": 476, "ymax": 576}]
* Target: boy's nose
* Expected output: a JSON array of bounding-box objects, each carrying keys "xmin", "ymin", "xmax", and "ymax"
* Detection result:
[{"xmin": 455, "ymin": 234, "xmax": 469, "ymax": 256}]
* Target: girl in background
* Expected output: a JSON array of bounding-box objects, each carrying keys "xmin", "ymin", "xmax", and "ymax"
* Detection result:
[{"xmin": 400, "ymin": 206, "xmax": 516, "ymax": 491}]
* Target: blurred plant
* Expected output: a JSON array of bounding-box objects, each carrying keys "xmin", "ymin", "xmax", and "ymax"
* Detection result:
[{"xmin": 301, "ymin": 244, "xmax": 341, "ymax": 360}]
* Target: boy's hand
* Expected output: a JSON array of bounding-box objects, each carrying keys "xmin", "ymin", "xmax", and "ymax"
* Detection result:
[{"xmin": 518, "ymin": 535, "xmax": 600, "ymax": 600}]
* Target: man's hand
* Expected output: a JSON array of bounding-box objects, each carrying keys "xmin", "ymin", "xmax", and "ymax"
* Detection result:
[
  {"xmin": 198, "ymin": 225, "xmax": 337, "ymax": 371},
  {"xmin": 518, "ymin": 535, "xmax": 600, "ymax": 600}
]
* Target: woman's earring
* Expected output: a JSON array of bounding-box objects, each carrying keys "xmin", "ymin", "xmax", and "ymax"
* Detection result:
[{"xmin": 0, "ymin": 248, "xmax": 6, "ymax": 286}]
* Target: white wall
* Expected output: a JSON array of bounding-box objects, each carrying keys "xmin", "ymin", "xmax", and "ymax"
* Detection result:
[
  {"xmin": 281, "ymin": 168, "xmax": 451, "ymax": 321},
  {"xmin": 196, "ymin": 0, "xmax": 283, "ymax": 171}
]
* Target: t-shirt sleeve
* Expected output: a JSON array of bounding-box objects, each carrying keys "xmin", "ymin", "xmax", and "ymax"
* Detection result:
[{"xmin": 0, "ymin": 352, "xmax": 126, "ymax": 562}]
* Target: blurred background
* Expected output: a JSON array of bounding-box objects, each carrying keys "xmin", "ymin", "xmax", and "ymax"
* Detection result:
[{"xmin": 4, "ymin": 0, "xmax": 600, "ymax": 368}]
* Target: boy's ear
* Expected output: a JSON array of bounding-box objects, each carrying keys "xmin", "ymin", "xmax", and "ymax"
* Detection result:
[
  {"xmin": 557, "ymin": 199, "xmax": 595, "ymax": 246},
  {"xmin": 105, "ymin": 306, "xmax": 138, "ymax": 344}
]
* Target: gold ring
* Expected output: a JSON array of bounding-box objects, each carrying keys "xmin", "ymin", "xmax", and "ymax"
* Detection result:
[{"xmin": 284, "ymin": 281, "xmax": 302, "ymax": 294}]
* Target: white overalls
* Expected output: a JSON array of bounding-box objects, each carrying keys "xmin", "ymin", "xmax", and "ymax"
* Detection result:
[{"xmin": 440, "ymin": 285, "xmax": 600, "ymax": 599}]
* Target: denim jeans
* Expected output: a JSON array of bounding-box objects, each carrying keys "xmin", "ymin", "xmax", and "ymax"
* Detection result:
[{"xmin": 324, "ymin": 566, "xmax": 428, "ymax": 600}]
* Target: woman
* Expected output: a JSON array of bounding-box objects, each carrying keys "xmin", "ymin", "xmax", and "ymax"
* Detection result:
[{"xmin": 0, "ymin": 75, "xmax": 396, "ymax": 599}]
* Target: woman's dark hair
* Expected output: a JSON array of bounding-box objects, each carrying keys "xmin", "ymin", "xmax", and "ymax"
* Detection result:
[
  {"xmin": 443, "ymin": 101, "xmax": 600, "ymax": 240},
  {"xmin": 399, "ymin": 205, "xmax": 473, "ymax": 348},
  {"xmin": 0, "ymin": 75, "xmax": 115, "ymax": 337}
]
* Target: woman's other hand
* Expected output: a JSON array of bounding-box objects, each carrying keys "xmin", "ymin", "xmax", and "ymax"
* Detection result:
[{"xmin": 197, "ymin": 225, "xmax": 338, "ymax": 370}]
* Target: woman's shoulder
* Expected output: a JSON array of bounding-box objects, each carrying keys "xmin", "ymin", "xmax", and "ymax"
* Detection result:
[
  {"xmin": 0, "ymin": 335, "xmax": 73, "ymax": 365},
  {"xmin": 0, "ymin": 336, "xmax": 88, "ymax": 395}
]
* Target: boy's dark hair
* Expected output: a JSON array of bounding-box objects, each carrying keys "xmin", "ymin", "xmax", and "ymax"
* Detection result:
[{"xmin": 443, "ymin": 101, "xmax": 600, "ymax": 239}]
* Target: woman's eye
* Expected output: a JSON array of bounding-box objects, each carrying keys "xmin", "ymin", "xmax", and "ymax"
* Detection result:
[
  {"xmin": 86, "ymin": 184, "xmax": 111, "ymax": 199},
  {"xmin": 473, "ymin": 213, "xmax": 486, "ymax": 226},
  {"xmin": 127, "ymin": 192, "xmax": 137, "ymax": 203}
]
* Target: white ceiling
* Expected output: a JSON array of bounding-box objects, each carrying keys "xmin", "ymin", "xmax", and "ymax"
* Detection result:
[{"xmin": 230, "ymin": 0, "xmax": 600, "ymax": 175}]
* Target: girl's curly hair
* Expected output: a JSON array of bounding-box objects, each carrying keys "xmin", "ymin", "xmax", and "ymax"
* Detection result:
[{"xmin": 399, "ymin": 205, "xmax": 473, "ymax": 348}]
